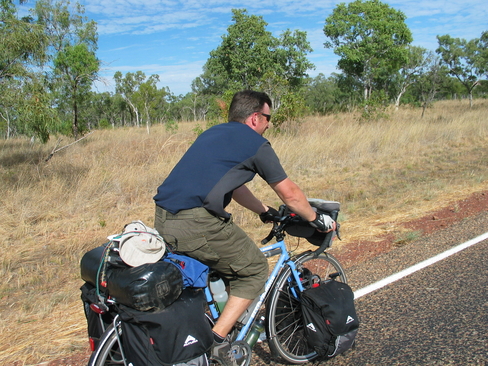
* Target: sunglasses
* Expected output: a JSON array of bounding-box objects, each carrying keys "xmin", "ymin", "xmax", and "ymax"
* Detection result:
[{"xmin": 258, "ymin": 112, "xmax": 271, "ymax": 122}]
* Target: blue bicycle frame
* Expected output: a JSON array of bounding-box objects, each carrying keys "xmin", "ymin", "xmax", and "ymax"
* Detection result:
[{"xmin": 204, "ymin": 238, "xmax": 306, "ymax": 342}]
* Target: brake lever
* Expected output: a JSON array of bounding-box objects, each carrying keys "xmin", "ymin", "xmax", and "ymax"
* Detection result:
[
  {"xmin": 261, "ymin": 215, "xmax": 290, "ymax": 245},
  {"xmin": 261, "ymin": 229, "xmax": 275, "ymax": 245}
]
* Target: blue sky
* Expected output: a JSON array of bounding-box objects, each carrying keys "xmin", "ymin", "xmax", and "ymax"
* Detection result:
[{"xmin": 23, "ymin": 1, "xmax": 488, "ymax": 96}]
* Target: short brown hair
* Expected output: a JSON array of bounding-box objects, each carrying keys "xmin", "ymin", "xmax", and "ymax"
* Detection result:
[{"xmin": 228, "ymin": 90, "xmax": 272, "ymax": 123}]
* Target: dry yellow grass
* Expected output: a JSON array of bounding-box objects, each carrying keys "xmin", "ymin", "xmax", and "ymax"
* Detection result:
[{"xmin": 1, "ymin": 99, "xmax": 487, "ymax": 365}]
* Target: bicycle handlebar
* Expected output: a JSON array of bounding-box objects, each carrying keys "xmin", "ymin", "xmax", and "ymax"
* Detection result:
[
  {"xmin": 260, "ymin": 208, "xmax": 341, "ymax": 256},
  {"xmin": 260, "ymin": 214, "xmax": 298, "ymax": 245}
]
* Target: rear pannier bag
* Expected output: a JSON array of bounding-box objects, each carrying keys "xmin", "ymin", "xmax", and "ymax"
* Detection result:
[
  {"xmin": 118, "ymin": 288, "xmax": 213, "ymax": 366},
  {"xmin": 301, "ymin": 279, "xmax": 359, "ymax": 358},
  {"xmin": 80, "ymin": 282, "xmax": 115, "ymax": 349}
]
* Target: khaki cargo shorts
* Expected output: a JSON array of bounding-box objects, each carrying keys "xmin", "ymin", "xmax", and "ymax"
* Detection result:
[{"xmin": 154, "ymin": 206, "xmax": 268, "ymax": 300}]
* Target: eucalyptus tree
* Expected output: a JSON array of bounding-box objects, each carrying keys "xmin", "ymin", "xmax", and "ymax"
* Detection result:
[
  {"xmin": 19, "ymin": 75, "xmax": 58, "ymax": 142},
  {"xmin": 273, "ymin": 28, "xmax": 315, "ymax": 90},
  {"xmin": 33, "ymin": 0, "xmax": 99, "ymax": 138},
  {"xmin": 114, "ymin": 71, "xmax": 146, "ymax": 128},
  {"xmin": 409, "ymin": 53, "xmax": 448, "ymax": 117},
  {"xmin": 303, "ymin": 73, "xmax": 347, "ymax": 114},
  {"xmin": 184, "ymin": 77, "xmax": 212, "ymax": 121},
  {"xmin": 33, "ymin": 0, "xmax": 97, "ymax": 54},
  {"xmin": 203, "ymin": 9, "xmax": 274, "ymax": 92},
  {"xmin": 392, "ymin": 46, "xmax": 430, "ymax": 109},
  {"xmin": 436, "ymin": 31, "xmax": 488, "ymax": 107},
  {"xmin": 201, "ymin": 9, "xmax": 314, "ymax": 96},
  {"xmin": 478, "ymin": 31, "xmax": 488, "ymax": 72},
  {"xmin": 324, "ymin": 0, "xmax": 412, "ymax": 101},
  {"xmin": 0, "ymin": 0, "xmax": 48, "ymax": 81},
  {"xmin": 114, "ymin": 71, "xmax": 170, "ymax": 130},
  {"xmin": 53, "ymin": 43, "xmax": 99, "ymax": 138},
  {"xmin": 0, "ymin": 78, "xmax": 23, "ymax": 139},
  {"xmin": 1, "ymin": 0, "xmax": 49, "ymax": 140},
  {"xmin": 199, "ymin": 8, "xmax": 314, "ymax": 127},
  {"xmin": 135, "ymin": 74, "xmax": 160, "ymax": 133}
]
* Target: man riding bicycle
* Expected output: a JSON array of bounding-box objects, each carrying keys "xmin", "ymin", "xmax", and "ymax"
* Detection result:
[{"xmin": 153, "ymin": 90, "xmax": 335, "ymax": 365}]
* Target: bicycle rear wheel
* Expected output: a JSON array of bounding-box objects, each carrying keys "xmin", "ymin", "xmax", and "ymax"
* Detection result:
[
  {"xmin": 88, "ymin": 321, "xmax": 124, "ymax": 366},
  {"xmin": 266, "ymin": 251, "xmax": 347, "ymax": 364}
]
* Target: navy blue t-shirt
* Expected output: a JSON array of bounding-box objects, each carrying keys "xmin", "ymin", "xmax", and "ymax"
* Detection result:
[{"xmin": 154, "ymin": 122, "xmax": 287, "ymax": 218}]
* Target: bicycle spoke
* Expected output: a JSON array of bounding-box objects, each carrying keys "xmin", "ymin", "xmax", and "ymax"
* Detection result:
[
  {"xmin": 272, "ymin": 286, "xmax": 308, "ymax": 357},
  {"xmin": 275, "ymin": 313, "xmax": 301, "ymax": 336}
]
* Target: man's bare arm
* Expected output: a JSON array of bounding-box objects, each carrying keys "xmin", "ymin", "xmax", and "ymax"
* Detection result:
[
  {"xmin": 232, "ymin": 185, "xmax": 268, "ymax": 214},
  {"xmin": 269, "ymin": 178, "xmax": 316, "ymax": 221}
]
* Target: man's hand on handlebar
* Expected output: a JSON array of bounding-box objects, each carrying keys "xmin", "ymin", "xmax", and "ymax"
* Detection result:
[
  {"xmin": 309, "ymin": 212, "xmax": 336, "ymax": 233},
  {"xmin": 259, "ymin": 206, "xmax": 280, "ymax": 223}
]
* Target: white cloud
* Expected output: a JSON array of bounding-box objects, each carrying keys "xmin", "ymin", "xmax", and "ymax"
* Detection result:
[{"xmin": 81, "ymin": 0, "xmax": 486, "ymax": 95}]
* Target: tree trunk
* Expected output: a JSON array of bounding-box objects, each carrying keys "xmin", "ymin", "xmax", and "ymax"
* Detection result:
[
  {"xmin": 73, "ymin": 98, "xmax": 79, "ymax": 140},
  {"xmin": 0, "ymin": 109, "xmax": 11, "ymax": 139},
  {"xmin": 126, "ymin": 98, "xmax": 140, "ymax": 127},
  {"xmin": 394, "ymin": 92, "xmax": 403, "ymax": 111},
  {"xmin": 145, "ymin": 102, "xmax": 150, "ymax": 134}
]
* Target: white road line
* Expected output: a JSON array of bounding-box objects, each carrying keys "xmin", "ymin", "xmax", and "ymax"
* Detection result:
[{"xmin": 354, "ymin": 231, "xmax": 488, "ymax": 299}]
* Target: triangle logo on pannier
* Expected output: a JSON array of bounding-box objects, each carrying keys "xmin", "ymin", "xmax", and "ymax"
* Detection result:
[{"xmin": 184, "ymin": 335, "xmax": 199, "ymax": 347}]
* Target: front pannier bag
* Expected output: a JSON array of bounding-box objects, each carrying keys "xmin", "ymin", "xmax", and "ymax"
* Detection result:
[
  {"xmin": 301, "ymin": 279, "xmax": 359, "ymax": 358},
  {"xmin": 118, "ymin": 288, "xmax": 213, "ymax": 366}
]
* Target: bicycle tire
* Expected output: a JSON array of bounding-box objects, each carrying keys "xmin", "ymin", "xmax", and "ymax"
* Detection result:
[{"xmin": 265, "ymin": 251, "xmax": 347, "ymax": 364}]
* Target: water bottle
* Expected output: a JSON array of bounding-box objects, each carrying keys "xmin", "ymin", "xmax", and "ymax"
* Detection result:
[
  {"xmin": 245, "ymin": 316, "xmax": 265, "ymax": 348},
  {"xmin": 209, "ymin": 274, "xmax": 228, "ymax": 313},
  {"xmin": 237, "ymin": 297, "xmax": 260, "ymax": 325}
]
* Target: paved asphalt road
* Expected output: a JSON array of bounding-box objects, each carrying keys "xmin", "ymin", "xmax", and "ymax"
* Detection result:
[{"xmin": 253, "ymin": 211, "xmax": 488, "ymax": 366}]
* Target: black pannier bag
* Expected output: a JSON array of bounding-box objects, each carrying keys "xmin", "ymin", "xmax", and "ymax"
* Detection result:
[
  {"xmin": 80, "ymin": 282, "xmax": 115, "ymax": 350},
  {"xmin": 118, "ymin": 288, "xmax": 213, "ymax": 366},
  {"xmin": 300, "ymin": 279, "xmax": 359, "ymax": 358},
  {"xmin": 80, "ymin": 244, "xmax": 184, "ymax": 312}
]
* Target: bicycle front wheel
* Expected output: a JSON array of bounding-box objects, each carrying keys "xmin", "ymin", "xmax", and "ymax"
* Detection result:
[
  {"xmin": 266, "ymin": 251, "xmax": 347, "ymax": 364},
  {"xmin": 88, "ymin": 321, "xmax": 124, "ymax": 366}
]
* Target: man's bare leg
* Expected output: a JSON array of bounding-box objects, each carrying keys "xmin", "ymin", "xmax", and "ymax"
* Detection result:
[{"xmin": 212, "ymin": 295, "xmax": 253, "ymax": 338}]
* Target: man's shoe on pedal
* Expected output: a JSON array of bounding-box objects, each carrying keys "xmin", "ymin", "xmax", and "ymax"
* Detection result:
[{"xmin": 211, "ymin": 341, "xmax": 247, "ymax": 366}]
